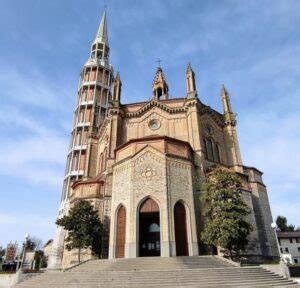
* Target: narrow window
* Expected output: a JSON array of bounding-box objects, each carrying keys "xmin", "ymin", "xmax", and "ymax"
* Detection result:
[
  {"xmin": 207, "ymin": 139, "xmax": 214, "ymax": 161},
  {"xmin": 289, "ymin": 238, "xmax": 293, "ymax": 243},
  {"xmin": 203, "ymin": 139, "xmax": 208, "ymax": 159},
  {"xmin": 215, "ymin": 143, "xmax": 220, "ymax": 163},
  {"xmin": 280, "ymin": 248, "xmax": 283, "ymax": 253},
  {"xmin": 285, "ymin": 247, "xmax": 289, "ymax": 253},
  {"xmin": 103, "ymin": 148, "xmax": 107, "ymax": 170},
  {"xmin": 99, "ymin": 153, "xmax": 103, "ymax": 172},
  {"xmin": 157, "ymin": 87, "xmax": 162, "ymax": 98},
  {"xmin": 298, "ymin": 247, "xmax": 300, "ymax": 252}
]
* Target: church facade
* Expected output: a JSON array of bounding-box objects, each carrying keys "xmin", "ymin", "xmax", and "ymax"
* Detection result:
[{"xmin": 49, "ymin": 11, "xmax": 279, "ymax": 268}]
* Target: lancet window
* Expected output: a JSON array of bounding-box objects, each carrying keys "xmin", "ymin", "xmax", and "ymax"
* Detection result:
[{"xmin": 203, "ymin": 138, "xmax": 221, "ymax": 163}]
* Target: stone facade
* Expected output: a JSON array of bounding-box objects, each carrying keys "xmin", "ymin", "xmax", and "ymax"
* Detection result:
[{"xmin": 53, "ymin": 11, "xmax": 279, "ymax": 268}]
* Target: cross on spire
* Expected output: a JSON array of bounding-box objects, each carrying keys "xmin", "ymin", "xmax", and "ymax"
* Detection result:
[{"xmin": 156, "ymin": 58, "xmax": 162, "ymax": 67}]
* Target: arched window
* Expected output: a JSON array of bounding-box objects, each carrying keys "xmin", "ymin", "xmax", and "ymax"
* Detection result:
[
  {"xmin": 203, "ymin": 139, "xmax": 208, "ymax": 159},
  {"xmin": 215, "ymin": 143, "xmax": 221, "ymax": 163},
  {"xmin": 99, "ymin": 153, "xmax": 103, "ymax": 172},
  {"xmin": 207, "ymin": 138, "xmax": 214, "ymax": 161},
  {"xmin": 203, "ymin": 135, "xmax": 222, "ymax": 163},
  {"xmin": 103, "ymin": 148, "xmax": 107, "ymax": 171}
]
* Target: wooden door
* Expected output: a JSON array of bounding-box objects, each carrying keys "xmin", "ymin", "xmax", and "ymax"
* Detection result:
[
  {"xmin": 116, "ymin": 206, "xmax": 126, "ymax": 258},
  {"xmin": 174, "ymin": 201, "xmax": 189, "ymax": 256}
]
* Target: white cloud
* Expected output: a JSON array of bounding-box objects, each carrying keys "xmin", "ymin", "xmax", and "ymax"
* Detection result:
[
  {"xmin": 0, "ymin": 66, "xmax": 74, "ymax": 112},
  {"xmin": 0, "ymin": 104, "xmax": 69, "ymax": 188},
  {"xmin": 0, "ymin": 212, "xmax": 55, "ymax": 247}
]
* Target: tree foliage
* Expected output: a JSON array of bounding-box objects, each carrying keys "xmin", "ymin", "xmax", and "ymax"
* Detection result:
[
  {"xmin": 56, "ymin": 200, "xmax": 103, "ymax": 263},
  {"xmin": 276, "ymin": 215, "xmax": 296, "ymax": 232},
  {"xmin": 201, "ymin": 167, "xmax": 253, "ymax": 259},
  {"xmin": 21, "ymin": 236, "xmax": 43, "ymax": 255},
  {"xmin": 0, "ymin": 248, "xmax": 5, "ymax": 263}
]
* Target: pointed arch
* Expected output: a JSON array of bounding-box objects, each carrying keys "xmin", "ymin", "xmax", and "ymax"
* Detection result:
[
  {"xmin": 115, "ymin": 204, "xmax": 126, "ymax": 258},
  {"xmin": 174, "ymin": 201, "xmax": 189, "ymax": 256},
  {"xmin": 215, "ymin": 143, "xmax": 221, "ymax": 163}
]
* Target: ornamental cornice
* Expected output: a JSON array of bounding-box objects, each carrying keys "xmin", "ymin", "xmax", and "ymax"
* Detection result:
[
  {"xmin": 199, "ymin": 106, "xmax": 224, "ymax": 127},
  {"xmin": 224, "ymin": 119, "xmax": 237, "ymax": 127},
  {"xmin": 223, "ymin": 113, "xmax": 237, "ymax": 127},
  {"xmin": 184, "ymin": 98, "xmax": 197, "ymax": 108},
  {"xmin": 108, "ymin": 107, "xmax": 124, "ymax": 116},
  {"xmin": 125, "ymin": 99, "xmax": 186, "ymax": 118}
]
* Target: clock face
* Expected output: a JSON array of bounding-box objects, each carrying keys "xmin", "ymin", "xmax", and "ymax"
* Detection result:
[{"xmin": 148, "ymin": 119, "xmax": 161, "ymax": 130}]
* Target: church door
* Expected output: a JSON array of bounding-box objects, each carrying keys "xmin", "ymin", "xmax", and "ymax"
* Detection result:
[
  {"xmin": 116, "ymin": 205, "xmax": 126, "ymax": 258},
  {"xmin": 139, "ymin": 198, "xmax": 160, "ymax": 257},
  {"xmin": 174, "ymin": 201, "xmax": 189, "ymax": 256}
]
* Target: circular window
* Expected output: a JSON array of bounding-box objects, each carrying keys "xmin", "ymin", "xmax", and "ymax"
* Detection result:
[
  {"xmin": 205, "ymin": 125, "xmax": 213, "ymax": 135},
  {"xmin": 148, "ymin": 119, "xmax": 161, "ymax": 130}
]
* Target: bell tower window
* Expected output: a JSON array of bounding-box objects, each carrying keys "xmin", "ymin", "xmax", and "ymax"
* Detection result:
[{"xmin": 157, "ymin": 88, "xmax": 162, "ymax": 98}]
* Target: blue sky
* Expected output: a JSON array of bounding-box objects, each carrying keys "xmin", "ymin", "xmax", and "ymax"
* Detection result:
[{"xmin": 0, "ymin": 0, "xmax": 299, "ymax": 248}]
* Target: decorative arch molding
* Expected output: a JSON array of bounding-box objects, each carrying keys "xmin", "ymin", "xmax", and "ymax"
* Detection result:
[
  {"xmin": 126, "ymin": 100, "xmax": 186, "ymax": 118},
  {"xmin": 140, "ymin": 198, "xmax": 159, "ymax": 213},
  {"xmin": 137, "ymin": 196, "xmax": 161, "ymax": 213}
]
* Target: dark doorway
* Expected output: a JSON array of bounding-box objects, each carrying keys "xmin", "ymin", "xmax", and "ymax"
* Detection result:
[
  {"xmin": 174, "ymin": 201, "xmax": 189, "ymax": 256},
  {"xmin": 116, "ymin": 205, "xmax": 126, "ymax": 258},
  {"xmin": 139, "ymin": 198, "xmax": 161, "ymax": 257}
]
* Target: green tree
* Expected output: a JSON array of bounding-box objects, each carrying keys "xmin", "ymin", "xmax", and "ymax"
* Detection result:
[
  {"xmin": 56, "ymin": 200, "xmax": 103, "ymax": 263},
  {"xmin": 0, "ymin": 248, "xmax": 5, "ymax": 263},
  {"xmin": 22, "ymin": 236, "xmax": 43, "ymax": 252},
  {"xmin": 200, "ymin": 167, "xmax": 253, "ymax": 260},
  {"xmin": 276, "ymin": 215, "xmax": 295, "ymax": 232}
]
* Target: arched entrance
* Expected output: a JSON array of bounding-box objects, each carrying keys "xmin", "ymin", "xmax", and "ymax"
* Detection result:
[
  {"xmin": 174, "ymin": 201, "xmax": 189, "ymax": 256},
  {"xmin": 139, "ymin": 198, "xmax": 160, "ymax": 257},
  {"xmin": 116, "ymin": 205, "xmax": 126, "ymax": 258}
]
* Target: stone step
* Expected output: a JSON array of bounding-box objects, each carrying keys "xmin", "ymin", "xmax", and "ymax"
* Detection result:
[
  {"xmin": 24, "ymin": 269, "xmax": 276, "ymax": 278},
  {"xmin": 15, "ymin": 281, "xmax": 297, "ymax": 288},
  {"xmin": 14, "ymin": 256, "xmax": 300, "ymax": 287},
  {"xmin": 18, "ymin": 277, "xmax": 294, "ymax": 286},
  {"xmin": 24, "ymin": 274, "xmax": 284, "ymax": 283},
  {"xmin": 27, "ymin": 272, "xmax": 277, "ymax": 280}
]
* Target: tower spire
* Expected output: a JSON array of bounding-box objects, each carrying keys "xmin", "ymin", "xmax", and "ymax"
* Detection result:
[
  {"xmin": 221, "ymin": 85, "xmax": 236, "ymax": 125},
  {"xmin": 221, "ymin": 85, "xmax": 232, "ymax": 113},
  {"xmin": 112, "ymin": 72, "xmax": 122, "ymax": 106},
  {"xmin": 94, "ymin": 9, "xmax": 109, "ymax": 45},
  {"xmin": 186, "ymin": 62, "xmax": 197, "ymax": 99},
  {"xmin": 89, "ymin": 10, "xmax": 110, "ymax": 64}
]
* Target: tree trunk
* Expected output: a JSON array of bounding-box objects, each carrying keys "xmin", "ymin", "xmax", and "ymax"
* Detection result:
[
  {"xmin": 229, "ymin": 249, "xmax": 233, "ymax": 260},
  {"xmin": 78, "ymin": 247, "xmax": 81, "ymax": 263}
]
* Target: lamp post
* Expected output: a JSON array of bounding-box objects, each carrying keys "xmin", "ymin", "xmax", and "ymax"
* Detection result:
[
  {"xmin": 271, "ymin": 223, "xmax": 281, "ymax": 261},
  {"xmin": 20, "ymin": 233, "xmax": 30, "ymax": 271}
]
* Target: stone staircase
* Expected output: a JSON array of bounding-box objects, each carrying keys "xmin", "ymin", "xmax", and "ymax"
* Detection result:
[{"xmin": 14, "ymin": 256, "xmax": 299, "ymax": 287}]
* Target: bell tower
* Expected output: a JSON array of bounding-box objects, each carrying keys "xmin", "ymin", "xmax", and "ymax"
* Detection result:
[
  {"xmin": 48, "ymin": 10, "xmax": 114, "ymax": 269},
  {"xmin": 152, "ymin": 67, "xmax": 169, "ymax": 100}
]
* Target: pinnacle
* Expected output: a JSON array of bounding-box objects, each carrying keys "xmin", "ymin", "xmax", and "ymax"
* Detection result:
[
  {"xmin": 221, "ymin": 84, "xmax": 228, "ymax": 95},
  {"xmin": 94, "ymin": 10, "xmax": 109, "ymax": 45},
  {"xmin": 115, "ymin": 71, "xmax": 121, "ymax": 82},
  {"xmin": 186, "ymin": 62, "xmax": 192, "ymax": 72}
]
